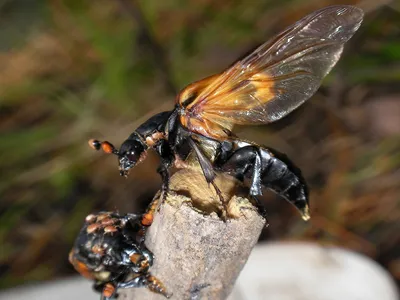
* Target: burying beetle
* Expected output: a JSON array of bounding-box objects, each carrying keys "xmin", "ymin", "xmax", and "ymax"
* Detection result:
[
  {"xmin": 69, "ymin": 202, "xmax": 170, "ymax": 300},
  {"xmin": 89, "ymin": 6, "xmax": 363, "ymax": 221}
]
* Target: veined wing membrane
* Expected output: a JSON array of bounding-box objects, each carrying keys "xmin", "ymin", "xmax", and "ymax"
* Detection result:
[{"xmin": 179, "ymin": 6, "xmax": 363, "ymax": 138}]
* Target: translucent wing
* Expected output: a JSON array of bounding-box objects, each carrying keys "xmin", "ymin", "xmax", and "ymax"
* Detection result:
[{"xmin": 177, "ymin": 5, "xmax": 363, "ymax": 139}]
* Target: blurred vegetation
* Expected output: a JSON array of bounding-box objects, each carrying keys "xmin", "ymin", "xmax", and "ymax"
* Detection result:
[{"xmin": 0, "ymin": 0, "xmax": 399, "ymax": 291}]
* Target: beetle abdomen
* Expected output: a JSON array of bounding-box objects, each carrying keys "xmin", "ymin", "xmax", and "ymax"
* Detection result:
[{"xmin": 261, "ymin": 148, "xmax": 309, "ymax": 220}]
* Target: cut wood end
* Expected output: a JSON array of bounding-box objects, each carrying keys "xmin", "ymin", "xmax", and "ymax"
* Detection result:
[
  {"xmin": 165, "ymin": 192, "xmax": 260, "ymax": 220},
  {"xmin": 123, "ymin": 169, "xmax": 265, "ymax": 300},
  {"xmin": 168, "ymin": 168, "xmax": 251, "ymax": 217}
]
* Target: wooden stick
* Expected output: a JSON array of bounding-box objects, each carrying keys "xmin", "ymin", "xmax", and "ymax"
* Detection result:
[{"xmin": 122, "ymin": 169, "xmax": 266, "ymax": 300}]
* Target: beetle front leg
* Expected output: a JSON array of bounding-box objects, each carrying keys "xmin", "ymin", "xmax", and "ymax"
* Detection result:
[
  {"xmin": 155, "ymin": 140, "xmax": 174, "ymax": 205},
  {"xmin": 157, "ymin": 164, "xmax": 170, "ymax": 202}
]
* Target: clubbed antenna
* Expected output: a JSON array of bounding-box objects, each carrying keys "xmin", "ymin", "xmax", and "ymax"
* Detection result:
[{"xmin": 88, "ymin": 139, "xmax": 119, "ymax": 156}]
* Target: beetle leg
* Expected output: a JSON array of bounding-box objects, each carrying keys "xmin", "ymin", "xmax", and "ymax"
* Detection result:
[
  {"xmin": 124, "ymin": 194, "xmax": 161, "ymax": 245},
  {"xmin": 116, "ymin": 274, "xmax": 171, "ymax": 298},
  {"xmin": 141, "ymin": 194, "xmax": 160, "ymax": 227},
  {"xmin": 210, "ymin": 180, "xmax": 229, "ymax": 220},
  {"xmin": 155, "ymin": 140, "xmax": 175, "ymax": 205},
  {"xmin": 249, "ymin": 150, "xmax": 263, "ymax": 196},
  {"xmin": 121, "ymin": 196, "xmax": 160, "ymax": 245},
  {"xmin": 188, "ymin": 138, "xmax": 216, "ymax": 183},
  {"xmin": 146, "ymin": 274, "xmax": 172, "ymax": 298},
  {"xmin": 119, "ymin": 213, "xmax": 146, "ymax": 245},
  {"xmin": 216, "ymin": 146, "xmax": 262, "ymax": 197},
  {"xmin": 157, "ymin": 164, "xmax": 170, "ymax": 204},
  {"xmin": 188, "ymin": 138, "xmax": 229, "ymax": 219},
  {"xmin": 218, "ymin": 145, "xmax": 310, "ymax": 220},
  {"xmin": 250, "ymin": 196, "xmax": 269, "ymax": 225},
  {"xmin": 93, "ymin": 281, "xmax": 104, "ymax": 294},
  {"xmin": 99, "ymin": 283, "xmax": 117, "ymax": 300},
  {"xmin": 216, "ymin": 146, "xmax": 269, "ymax": 221}
]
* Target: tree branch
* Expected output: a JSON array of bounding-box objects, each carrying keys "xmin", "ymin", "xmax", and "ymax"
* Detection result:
[{"xmin": 122, "ymin": 169, "xmax": 266, "ymax": 299}]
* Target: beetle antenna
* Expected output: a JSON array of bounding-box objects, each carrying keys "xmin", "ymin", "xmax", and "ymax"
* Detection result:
[{"xmin": 88, "ymin": 139, "xmax": 119, "ymax": 156}]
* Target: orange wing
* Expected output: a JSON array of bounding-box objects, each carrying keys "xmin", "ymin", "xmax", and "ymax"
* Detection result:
[{"xmin": 177, "ymin": 5, "xmax": 364, "ymax": 139}]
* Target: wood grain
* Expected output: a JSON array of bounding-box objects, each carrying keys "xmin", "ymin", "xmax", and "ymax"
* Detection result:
[{"xmin": 122, "ymin": 169, "xmax": 265, "ymax": 300}]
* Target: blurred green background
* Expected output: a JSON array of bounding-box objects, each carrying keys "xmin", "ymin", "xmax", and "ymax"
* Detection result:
[{"xmin": 0, "ymin": 0, "xmax": 399, "ymax": 291}]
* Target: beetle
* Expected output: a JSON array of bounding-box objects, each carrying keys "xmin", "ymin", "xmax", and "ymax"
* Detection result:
[
  {"xmin": 89, "ymin": 6, "xmax": 363, "ymax": 220},
  {"xmin": 69, "ymin": 208, "xmax": 170, "ymax": 299}
]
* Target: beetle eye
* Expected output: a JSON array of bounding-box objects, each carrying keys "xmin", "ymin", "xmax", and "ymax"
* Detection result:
[{"xmin": 127, "ymin": 153, "xmax": 137, "ymax": 162}]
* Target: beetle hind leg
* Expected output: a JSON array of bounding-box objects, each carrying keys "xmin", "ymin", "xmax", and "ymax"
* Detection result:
[
  {"xmin": 210, "ymin": 180, "xmax": 229, "ymax": 221},
  {"xmin": 250, "ymin": 195, "xmax": 269, "ymax": 223}
]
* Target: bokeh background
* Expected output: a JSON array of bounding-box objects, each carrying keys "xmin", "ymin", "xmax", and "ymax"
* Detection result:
[{"xmin": 0, "ymin": 0, "xmax": 399, "ymax": 292}]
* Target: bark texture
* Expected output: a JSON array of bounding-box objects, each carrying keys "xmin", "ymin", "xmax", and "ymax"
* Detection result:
[{"xmin": 122, "ymin": 169, "xmax": 266, "ymax": 300}]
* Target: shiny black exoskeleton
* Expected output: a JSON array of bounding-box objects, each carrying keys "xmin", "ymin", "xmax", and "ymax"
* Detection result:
[
  {"xmin": 91, "ymin": 110, "xmax": 309, "ymax": 220},
  {"xmin": 69, "ymin": 212, "xmax": 170, "ymax": 299},
  {"xmin": 89, "ymin": 6, "xmax": 364, "ymax": 221}
]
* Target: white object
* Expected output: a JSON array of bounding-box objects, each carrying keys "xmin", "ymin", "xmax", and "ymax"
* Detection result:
[
  {"xmin": 0, "ymin": 277, "xmax": 96, "ymax": 300},
  {"xmin": 229, "ymin": 242, "xmax": 399, "ymax": 300}
]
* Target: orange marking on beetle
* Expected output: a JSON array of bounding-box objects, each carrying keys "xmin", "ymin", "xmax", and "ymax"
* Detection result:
[
  {"xmin": 101, "ymin": 142, "xmax": 114, "ymax": 154},
  {"xmin": 177, "ymin": 73, "xmax": 220, "ymax": 107},
  {"xmin": 100, "ymin": 218, "xmax": 117, "ymax": 226},
  {"xmin": 129, "ymin": 253, "xmax": 142, "ymax": 264},
  {"xmin": 145, "ymin": 136, "xmax": 157, "ymax": 147},
  {"xmin": 103, "ymin": 283, "xmax": 115, "ymax": 298},
  {"xmin": 141, "ymin": 213, "xmax": 153, "ymax": 226},
  {"xmin": 69, "ymin": 255, "xmax": 94, "ymax": 280},
  {"xmin": 180, "ymin": 114, "xmax": 231, "ymax": 140},
  {"xmin": 145, "ymin": 132, "xmax": 165, "ymax": 147},
  {"xmin": 145, "ymin": 136, "xmax": 156, "ymax": 147}
]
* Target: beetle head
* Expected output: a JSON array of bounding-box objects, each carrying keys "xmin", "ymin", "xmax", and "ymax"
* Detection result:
[
  {"xmin": 88, "ymin": 133, "xmax": 147, "ymax": 177},
  {"xmin": 118, "ymin": 135, "xmax": 147, "ymax": 177}
]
